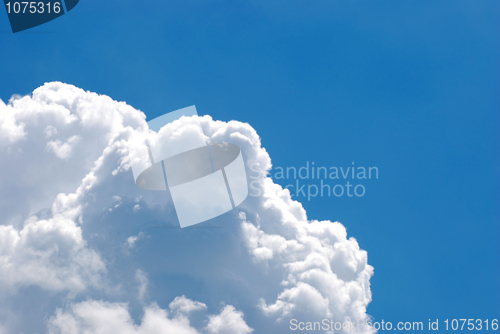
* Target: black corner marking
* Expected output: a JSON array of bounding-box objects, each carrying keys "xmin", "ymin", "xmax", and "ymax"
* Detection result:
[
  {"xmin": 64, "ymin": 0, "xmax": 78, "ymax": 12},
  {"xmin": 4, "ymin": 0, "xmax": 79, "ymax": 33}
]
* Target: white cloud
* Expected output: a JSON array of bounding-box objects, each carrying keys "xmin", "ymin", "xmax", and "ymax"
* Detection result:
[
  {"xmin": 127, "ymin": 232, "xmax": 145, "ymax": 248},
  {"xmin": 44, "ymin": 125, "xmax": 58, "ymax": 138},
  {"xmin": 242, "ymin": 215, "xmax": 373, "ymax": 322},
  {"xmin": 0, "ymin": 214, "xmax": 105, "ymax": 293},
  {"xmin": 0, "ymin": 98, "xmax": 25, "ymax": 144},
  {"xmin": 47, "ymin": 135, "xmax": 81, "ymax": 159},
  {"xmin": 207, "ymin": 305, "xmax": 254, "ymax": 334},
  {"xmin": 0, "ymin": 82, "xmax": 374, "ymax": 333},
  {"xmin": 196, "ymin": 115, "xmax": 374, "ymax": 328},
  {"xmin": 47, "ymin": 298, "xmax": 251, "ymax": 334},
  {"xmin": 48, "ymin": 301, "xmax": 201, "ymax": 334},
  {"xmin": 136, "ymin": 269, "xmax": 149, "ymax": 303},
  {"xmin": 169, "ymin": 296, "xmax": 207, "ymax": 315},
  {"xmin": 0, "ymin": 82, "xmax": 146, "ymax": 227}
]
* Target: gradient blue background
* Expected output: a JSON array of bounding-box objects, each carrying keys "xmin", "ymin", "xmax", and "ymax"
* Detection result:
[{"xmin": 1, "ymin": 0, "xmax": 498, "ymax": 330}]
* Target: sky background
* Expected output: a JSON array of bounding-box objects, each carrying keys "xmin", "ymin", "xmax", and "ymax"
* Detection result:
[{"xmin": 1, "ymin": 0, "xmax": 499, "ymax": 331}]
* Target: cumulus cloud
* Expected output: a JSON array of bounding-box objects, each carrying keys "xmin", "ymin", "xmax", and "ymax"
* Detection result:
[
  {"xmin": 48, "ymin": 300, "xmax": 201, "ymax": 334},
  {"xmin": 0, "ymin": 214, "xmax": 105, "ymax": 293},
  {"xmin": 207, "ymin": 305, "xmax": 254, "ymax": 334},
  {"xmin": 169, "ymin": 296, "xmax": 207, "ymax": 315},
  {"xmin": 127, "ymin": 232, "xmax": 145, "ymax": 248},
  {"xmin": 0, "ymin": 82, "xmax": 373, "ymax": 333},
  {"xmin": 47, "ymin": 135, "xmax": 81, "ymax": 159},
  {"xmin": 242, "ymin": 214, "xmax": 373, "ymax": 322},
  {"xmin": 197, "ymin": 114, "xmax": 374, "ymax": 329},
  {"xmin": 0, "ymin": 98, "xmax": 25, "ymax": 144},
  {"xmin": 48, "ymin": 297, "xmax": 251, "ymax": 334}
]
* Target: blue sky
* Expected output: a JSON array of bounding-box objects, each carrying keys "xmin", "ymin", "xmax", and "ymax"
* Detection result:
[{"xmin": 1, "ymin": 0, "xmax": 499, "ymax": 332}]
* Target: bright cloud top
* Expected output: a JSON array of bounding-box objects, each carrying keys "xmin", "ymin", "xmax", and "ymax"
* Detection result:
[{"xmin": 0, "ymin": 82, "xmax": 374, "ymax": 333}]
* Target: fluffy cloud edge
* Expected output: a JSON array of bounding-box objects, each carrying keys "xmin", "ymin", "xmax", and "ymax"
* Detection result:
[{"xmin": 0, "ymin": 82, "xmax": 374, "ymax": 333}]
